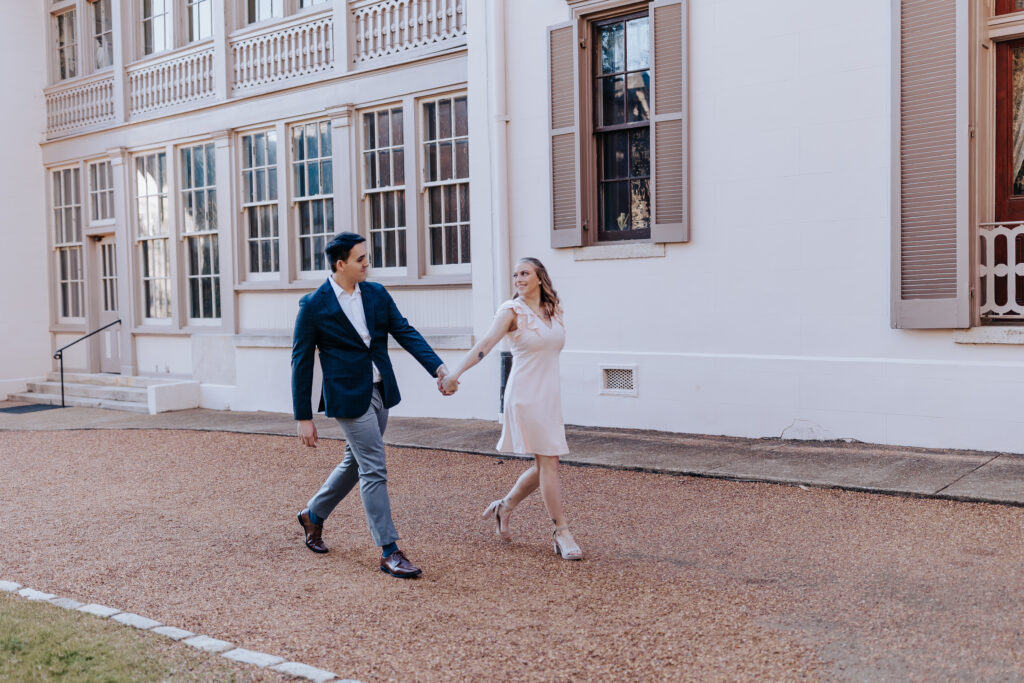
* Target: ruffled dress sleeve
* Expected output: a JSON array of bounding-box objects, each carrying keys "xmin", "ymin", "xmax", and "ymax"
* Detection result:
[{"xmin": 495, "ymin": 299, "xmax": 541, "ymax": 342}]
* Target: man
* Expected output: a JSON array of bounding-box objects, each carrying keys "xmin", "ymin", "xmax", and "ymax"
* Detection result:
[{"xmin": 292, "ymin": 232, "xmax": 453, "ymax": 578}]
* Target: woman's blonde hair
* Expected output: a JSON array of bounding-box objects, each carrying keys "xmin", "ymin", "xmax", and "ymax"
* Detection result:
[{"xmin": 514, "ymin": 257, "xmax": 561, "ymax": 320}]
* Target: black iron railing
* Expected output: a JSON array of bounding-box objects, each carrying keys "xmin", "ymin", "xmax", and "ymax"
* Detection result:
[{"xmin": 52, "ymin": 320, "xmax": 121, "ymax": 408}]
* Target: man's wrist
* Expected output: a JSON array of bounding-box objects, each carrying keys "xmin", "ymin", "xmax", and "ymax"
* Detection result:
[{"xmin": 436, "ymin": 363, "xmax": 449, "ymax": 377}]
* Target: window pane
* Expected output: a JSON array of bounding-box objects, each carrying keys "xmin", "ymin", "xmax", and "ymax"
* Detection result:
[
  {"xmin": 393, "ymin": 149, "xmax": 405, "ymax": 185},
  {"xmin": 424, "ymin": 103, "xmax": 437, "ymax": 141},
  {"xmin": 455, "ymin": 140, "xmax": 469, "ymax": 178},
  {"xmin": 626, "ymin": 71, "xmax": 650, "ymax": 122},
  {"xmin": 599, "ymin": 22, "xmax": 624, "ymax": 74},
  {"xmin": 630, "ymin": 128, "xmax": 650, "ymax": 178},
  {"xmin": 377, "ymin": 111, "xmax": 390, "ymax": 147},
  {"xmin": 626, "ymin": 17, "xmax": 650, "ymax": 70},
  {"xmin": 379, "ymin": 150, "xmax": 391, "ymax": 187},
  {"xmin": 438, "ymin": 99, "xmax": 452, "ymax": 138},
  {"xmin": 364, "ymin": 152, "xmax": 378, "ymax": 189},
  {"xmin": 439, "ymin": 142, "xmax": 453, "ymax": 181},
  {"xmin": 321, "ymin": 160, "xmax": 332, "ymax": 194},
  {"xmin": 602, "ymin": 132, "xmax": 628, "ymax": 180},
  {"xmin": 392, "ymin": 108, "xmax": 404, "ymax": 145},
  {"xmin": 454, "ymin": 97, "xmax": 468, "ymax": 137},
  {"xmin": 458, "ymin": 184, "xmax": 469, "ymax": 221},
  {"xmin": 430, "ymin": 227, "xmax": 443, "ymax": 264},
  {"xmin": 426, "ymin": 143, "xmax": 438, "ymax": 182},
  {"xmin": 600, "ymin": 76, "xmax": 626, "ymax": 127},
  {"xmin": 429, "ymin": 187, "xmax": 442, "ymax": 224},
  {"xmin": 630, "ymin": 179, "xmax": 650, "ymax": 230},
  {"xmin": 364, "ymin": 113, "xmax": 376, "ymax": 149},
  {"xmin": 600, "ymin": 181, "xmax": 630, "ymax": 231}
]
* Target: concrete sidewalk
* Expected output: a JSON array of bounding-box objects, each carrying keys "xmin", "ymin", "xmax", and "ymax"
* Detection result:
[{"xmin": 2, "ymin": 400, "xmax": 1023, "ymax": 506}]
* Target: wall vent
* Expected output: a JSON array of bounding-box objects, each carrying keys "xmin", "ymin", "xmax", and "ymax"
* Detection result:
[{"xmin": 600, "ymin": 365, "xmax": 638, "ymax": 397}]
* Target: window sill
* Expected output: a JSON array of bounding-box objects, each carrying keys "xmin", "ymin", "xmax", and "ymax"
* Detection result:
[
  {"xmin": 953, "ymin": 326, "xmax": 1024, "ymax": 345},
  {"xmin": 573, "ymin": 243, "xmax": 665, "ymax": 261},
  {"xmin": 235, "ymin": 275, "xmax": 471, "ymax": 291}
]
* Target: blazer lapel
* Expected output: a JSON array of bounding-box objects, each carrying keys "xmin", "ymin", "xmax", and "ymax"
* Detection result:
[
  {"xmin": 359, "ymin": 283, "xmax": 376, "ymax": 334},
  {"xmin": 318, "ymin": 281, "xmax": 360, "ymax": 339}
]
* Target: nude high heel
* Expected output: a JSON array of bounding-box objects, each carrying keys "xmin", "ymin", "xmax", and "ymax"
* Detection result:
[
  {"xmin": 482, "ymin": 498, "xmax": 514, "ymax": 541},
  {"xmin": 552, "ymin": 524, "xmax": 583, "ymax": 560}
]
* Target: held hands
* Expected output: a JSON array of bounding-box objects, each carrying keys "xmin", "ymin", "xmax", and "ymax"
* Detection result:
[{"xmin": 436, "ymin": 364, "xmax": 459, "ymax": 396}]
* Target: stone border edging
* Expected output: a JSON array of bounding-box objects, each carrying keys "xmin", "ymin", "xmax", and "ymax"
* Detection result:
[{"xmin": 0, "ymin": 579, "xmax": 357, "ymax": 683}]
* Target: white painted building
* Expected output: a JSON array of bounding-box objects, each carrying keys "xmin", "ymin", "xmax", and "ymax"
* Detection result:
[{"xmin": 4, "ymin": 0, "xmax": 1024, "ymax": 454}]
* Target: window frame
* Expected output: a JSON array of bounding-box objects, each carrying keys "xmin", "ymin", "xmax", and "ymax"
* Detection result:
[
  {"xmin": 90, "ymin": 0, "xmax": 114, "ymax": 71},
  {"xmin": 420, "ymin": 93, "xmax": 471, "ymax": 275},
  {"xmin": 178, "ymin": 141, "xmax": 221, "ymax": 322},
  {"xmin": 51, "ymin": 166, "xmax": 86, "ymax": 322},
  {"xmin": 87, "ymin": 159, "xmax": 116, "ymax": 225},
  {"xmin": 52, "ymin": 6, "xmax": 80, "ymax": 82},
  {"xmin": 239, "ymin": 128, "xmax": 282, "ymax": 281},
  {"xmin": 360, "ymin": 104, "xmax": 409, "ymax": 278},
  {"xmin": 290, "ymin": 118, "xmax": 335, "ymax": 278},
  {"xmin": 132, "ymin": 149, "xmax": 173, "ymax": 324}
]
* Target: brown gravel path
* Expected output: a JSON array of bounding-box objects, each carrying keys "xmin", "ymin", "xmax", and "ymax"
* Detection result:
[{"xmin": 1, "ymin": 430, "xmax": 1021, "ymax": 681}]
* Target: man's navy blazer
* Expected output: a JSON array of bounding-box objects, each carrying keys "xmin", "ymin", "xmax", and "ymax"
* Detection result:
[{"xmin": 291, "ymin": 279, "xmax": 443, "ymax": 420}]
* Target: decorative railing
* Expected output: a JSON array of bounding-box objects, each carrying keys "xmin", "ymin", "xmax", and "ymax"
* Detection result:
[
  {"xmin": 127, "ymin": 45, "xmax": 215, "ymax": 116},
  {"xmin": 351, "ymin": 0, "xmax": 466, "ymax": 65},
  {"xmin": 979, "ymin": 222, "xmax": 1024, "ymax": 319},
  {"xmin": 232, "ymin": 13, "xmax": 334, "ymax": 91},
  {"xmin": 45, "ymin": 74, "xmax": 116, "ymax": 136}
]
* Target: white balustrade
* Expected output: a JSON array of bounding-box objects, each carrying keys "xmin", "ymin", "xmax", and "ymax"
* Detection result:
[
  {"xmin": 127, "ymin": 46, "xmax": 215, "ymax": 116},
  {"xmin": 351, "ymin": 0, "xmax": 466, "ymax": 65},
  {"xmin": 45, "ymin": 75, "xmax": 116, "ymax": 136},
  {"xmin": 978, "ymin": 222, "xmax": 1024, "ymax": 319},
  {"xmin": 232, "ymin": 14, "xmax": 334, "ymax": 91}
]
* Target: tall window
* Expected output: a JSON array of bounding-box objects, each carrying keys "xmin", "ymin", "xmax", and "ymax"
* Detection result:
[
  {"xmin": 142, "ymin": 0, "xmax": 170, "ymax": 55},
  {"xmin": 88, "ymin": 160, "xmax": 114, "ymax": 222},
  {"xmin": 186, "ymin": 0, "xmax": 213, "ymax": 41},
  {"xmin": 248, "ymin": 0, "xmax": 283, "ymax": 23},
  {"xmin": 92, "ymin": 0, "xmax": 113, "ymax": 68},
  {"xmin": 423, "ymin": 95, "xmax": 470, "ymax": 267},
  {"xmin": 55, "ymin": 10, "xmax": 78, "ymax": 80},
  {"xmin": 292, "ymin": 121, "xmax": 333, "ymax": 272},
  {"xmin": 242, "ymin": 131, "xmax": 280, "ymax": 274},
  {"xmin": 593, "ymin": 13, "xmax": 650, "ymax": 241},
  {"xmin": 53, "ymin": 168, "xmax": 84, "ymax": 319},
  {"xmin": 135, "ymin": 152, "xmax": 170, "ymax": 319},
  {"xmin": 181, "ymin": 143, "xmax": 220, "ymax": 319},
  {"xmin": 363, "ymin": 108, "xmax": 407, "ymax": 270}
]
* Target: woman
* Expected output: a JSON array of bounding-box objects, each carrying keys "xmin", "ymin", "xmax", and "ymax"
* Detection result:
[{"xmin": 441, "ymin": 258, "xmax": 582, "ymax": 560}]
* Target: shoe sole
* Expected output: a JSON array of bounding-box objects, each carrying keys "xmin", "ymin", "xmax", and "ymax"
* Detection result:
[
  {"xmin": 379, "ymin": 565, "xmax": 422, "ymax": 578},
  {"xmin": 297, "ymin": 512, "xmax": 329, "ymax": 554}
]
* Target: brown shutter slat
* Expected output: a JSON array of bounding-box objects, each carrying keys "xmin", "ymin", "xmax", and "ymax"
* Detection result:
[
  {"xmin": 650, "ymin": 0, "xmax": 688, "ymax": 243},
  {"xmin": 892, "ymin": 0, "xmax": 969, "ymax": 328},
  {"xmin": 548, "ymin": 22, "xmax": 581, "ymax": 248}
]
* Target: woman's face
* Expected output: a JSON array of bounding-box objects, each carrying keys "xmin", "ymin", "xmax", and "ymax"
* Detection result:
[{"xmin": 513, "ymin": 261, "xmax": 540, "ymax": 298}]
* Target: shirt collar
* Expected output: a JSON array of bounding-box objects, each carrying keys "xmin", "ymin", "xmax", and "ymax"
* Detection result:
[{"xmin": 327, "ymin": 276, "xmax": 360, "ymax": 300}]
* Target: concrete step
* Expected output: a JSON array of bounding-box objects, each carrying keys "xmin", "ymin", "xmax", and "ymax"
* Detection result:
[
  {"xmin": 27, "ymin": 381, "xmax": 147, "ymax": 403},
  {"xmin": 11, "ymin": 391, "xmax": 149, "ymax": 414},
  {"xmin": 45, "ymin": 372, "xmax": 172, "ymax": 388}
]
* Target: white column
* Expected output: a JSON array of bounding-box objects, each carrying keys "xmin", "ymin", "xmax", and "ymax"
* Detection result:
[
  {"xmin": 212, "ymin": 130, "xmax": 238, "ymax": 333},
  {"xmin": 110, "ymin": 0, "xmax": 130, "ymax": 121},
  {"xmin": 212, "ymin": 0, "xmax": 233, "ymax": 100},
  {"xmin": 328, "ymin": 105, "xmax": 356, "ymax": 235},
  {"xmin": 107, "ymin": 147, "xmax": 137, "ymax": 374},
  {"xmin": 331, "ymin": 0, "xmax": 350, "ymax": 74}
]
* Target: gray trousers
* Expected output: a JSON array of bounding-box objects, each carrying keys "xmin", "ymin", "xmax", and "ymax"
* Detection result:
[{"xmin": 307, "ymin": 386, "xmax": 397, "ymax": 547}]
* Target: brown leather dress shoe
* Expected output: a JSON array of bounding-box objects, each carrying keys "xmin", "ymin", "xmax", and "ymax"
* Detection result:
[
  {"xmin": 379, "ymin": 549, "xmax": 422, "ymax": 578},
  {"xmin": 297, "ymin": 509, "xmax": 328, "ymax": 554}
]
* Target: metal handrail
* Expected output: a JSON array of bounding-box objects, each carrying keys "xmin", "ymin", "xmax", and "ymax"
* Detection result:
[{"xmin": 52, "ymin": 320, "xmax": 121, "ymax": 408}]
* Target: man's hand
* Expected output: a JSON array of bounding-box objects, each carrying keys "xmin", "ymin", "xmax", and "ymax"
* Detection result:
[
  {"xmin": 435, "ymin": 364, "xmax": 456, "ymax": 396},
  {"xmin": 297, "ymin": 419, "xmax": 318, "ymax": 447},
  {"xmin": 440, "ymin": 374, "xmax": 459, "ymax": 395}
]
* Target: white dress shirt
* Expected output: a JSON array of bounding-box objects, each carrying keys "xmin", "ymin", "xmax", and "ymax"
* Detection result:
[{"xmin": 328, "ymin": 277, "xmax": 382, "ymax": 383}]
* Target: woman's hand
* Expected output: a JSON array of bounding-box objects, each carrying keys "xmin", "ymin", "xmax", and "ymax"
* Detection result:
[{"xmin": 440, "ymin": 374, "xmax": 460, "ymax": 395}]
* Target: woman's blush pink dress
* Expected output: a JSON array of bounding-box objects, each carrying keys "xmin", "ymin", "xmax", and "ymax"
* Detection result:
[{"xmin": 495, "ymin": 299, "xmax": 569, "ymax": 456}]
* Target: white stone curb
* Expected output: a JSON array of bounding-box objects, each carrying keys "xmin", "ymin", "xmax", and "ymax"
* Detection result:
[
  {"xmin": 271, "ymin": 661, "xmax": 342, "ymax": 682},
  {"xmin": 1, "ymin": 578, "xmax": 362, "ymax": 683},
  {"xmin": 152, "ymin": 625, "xmax": 195, "ymax": 641},
  {"xmin": 77, "ymin": 603, "xmax": 121, "ymax": 617},
  {"xmin": 182, "ymin": 635, "xmax": 235, "ymax": 653},
  {"xmin": 223, "ymin": 647, "xmax": 285, "ymax": 668},
  {"xmin": 112, "ymin": 612, "xmax": 162, "ymax": 630}
]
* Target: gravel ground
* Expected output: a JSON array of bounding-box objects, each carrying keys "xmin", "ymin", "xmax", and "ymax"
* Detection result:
[{"xmin": 0, "ymin": 430, "xmax": 1021, "ymax": 681}]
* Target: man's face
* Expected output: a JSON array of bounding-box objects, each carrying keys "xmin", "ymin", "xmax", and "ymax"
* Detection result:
[{"xmin": 337, "ymin": 242, "xmax": 370, "ymax": 283}]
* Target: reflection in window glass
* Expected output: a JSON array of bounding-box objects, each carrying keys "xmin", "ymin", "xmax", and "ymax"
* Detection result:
[
  {"xmin": 363, "ymin": 108, "xmax": 407, "ymax": 269},
  {"xmin": 187, "ymin": 0, "xmax": 213, "ymax": 42},
  {"xmin": 242, "ymin": 131, "xmax": 280, "ymax": 274},
  {"xmin": 594, "ymin": 14, "xmax": 651, "ymax": 240},
  {"xmin": 248, "ymin": 0, "xmax": 283, "ymax": 23},
  {"xmin": 292, "ymin": 121, "xmax": 333, "ymax": 271},
  {"xmin": 56, "ymin": 11, "xmax": 78, "ymax": 79},
  {"xmin": 93, "ymin": 0, "xmax": 113, "ymax": 69},
  {"xmin": 135, "ymin": 152, "xmax": 171, "ymax": 318},
  {"xmin": 142, "ymin": 0, "xmax": 171, "ymax": 55}
]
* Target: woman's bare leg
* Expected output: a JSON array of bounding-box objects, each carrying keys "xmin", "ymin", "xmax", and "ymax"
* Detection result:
[
  {"xmin": 535, "ymin": 455, "xmax": 566, "ymax": 527},
  {"xmin": 504, "ymin": 463, "xmax": 539, "ymax": 507}
]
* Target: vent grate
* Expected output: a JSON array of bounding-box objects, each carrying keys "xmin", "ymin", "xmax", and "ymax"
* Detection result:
[{"xmin": 602, "ymin": 367, "xmax": 636, "ymax": 394}]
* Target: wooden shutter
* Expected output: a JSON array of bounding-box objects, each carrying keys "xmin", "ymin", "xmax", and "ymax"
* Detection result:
[
  {"xmin": 650, "ymin": 0, "xmax": 689, "ymax": 243},
  {"xmin": 548, "ymin": 21, "xmax": 582, "ymax": 248},
  {"xmin": 892, "ymin": 0, "xmax": 969, "ymax": 328}
]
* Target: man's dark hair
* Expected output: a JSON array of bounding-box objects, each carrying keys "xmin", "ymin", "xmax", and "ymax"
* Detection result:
[{"xmin": 324, "ymin": 232, "xmax": 366, "ymax": 272}]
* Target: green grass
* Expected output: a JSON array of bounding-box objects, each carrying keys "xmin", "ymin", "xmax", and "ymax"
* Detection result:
[{"xmin": 0, "ymin": 592, "xmax": 266, "ymax": 682}]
